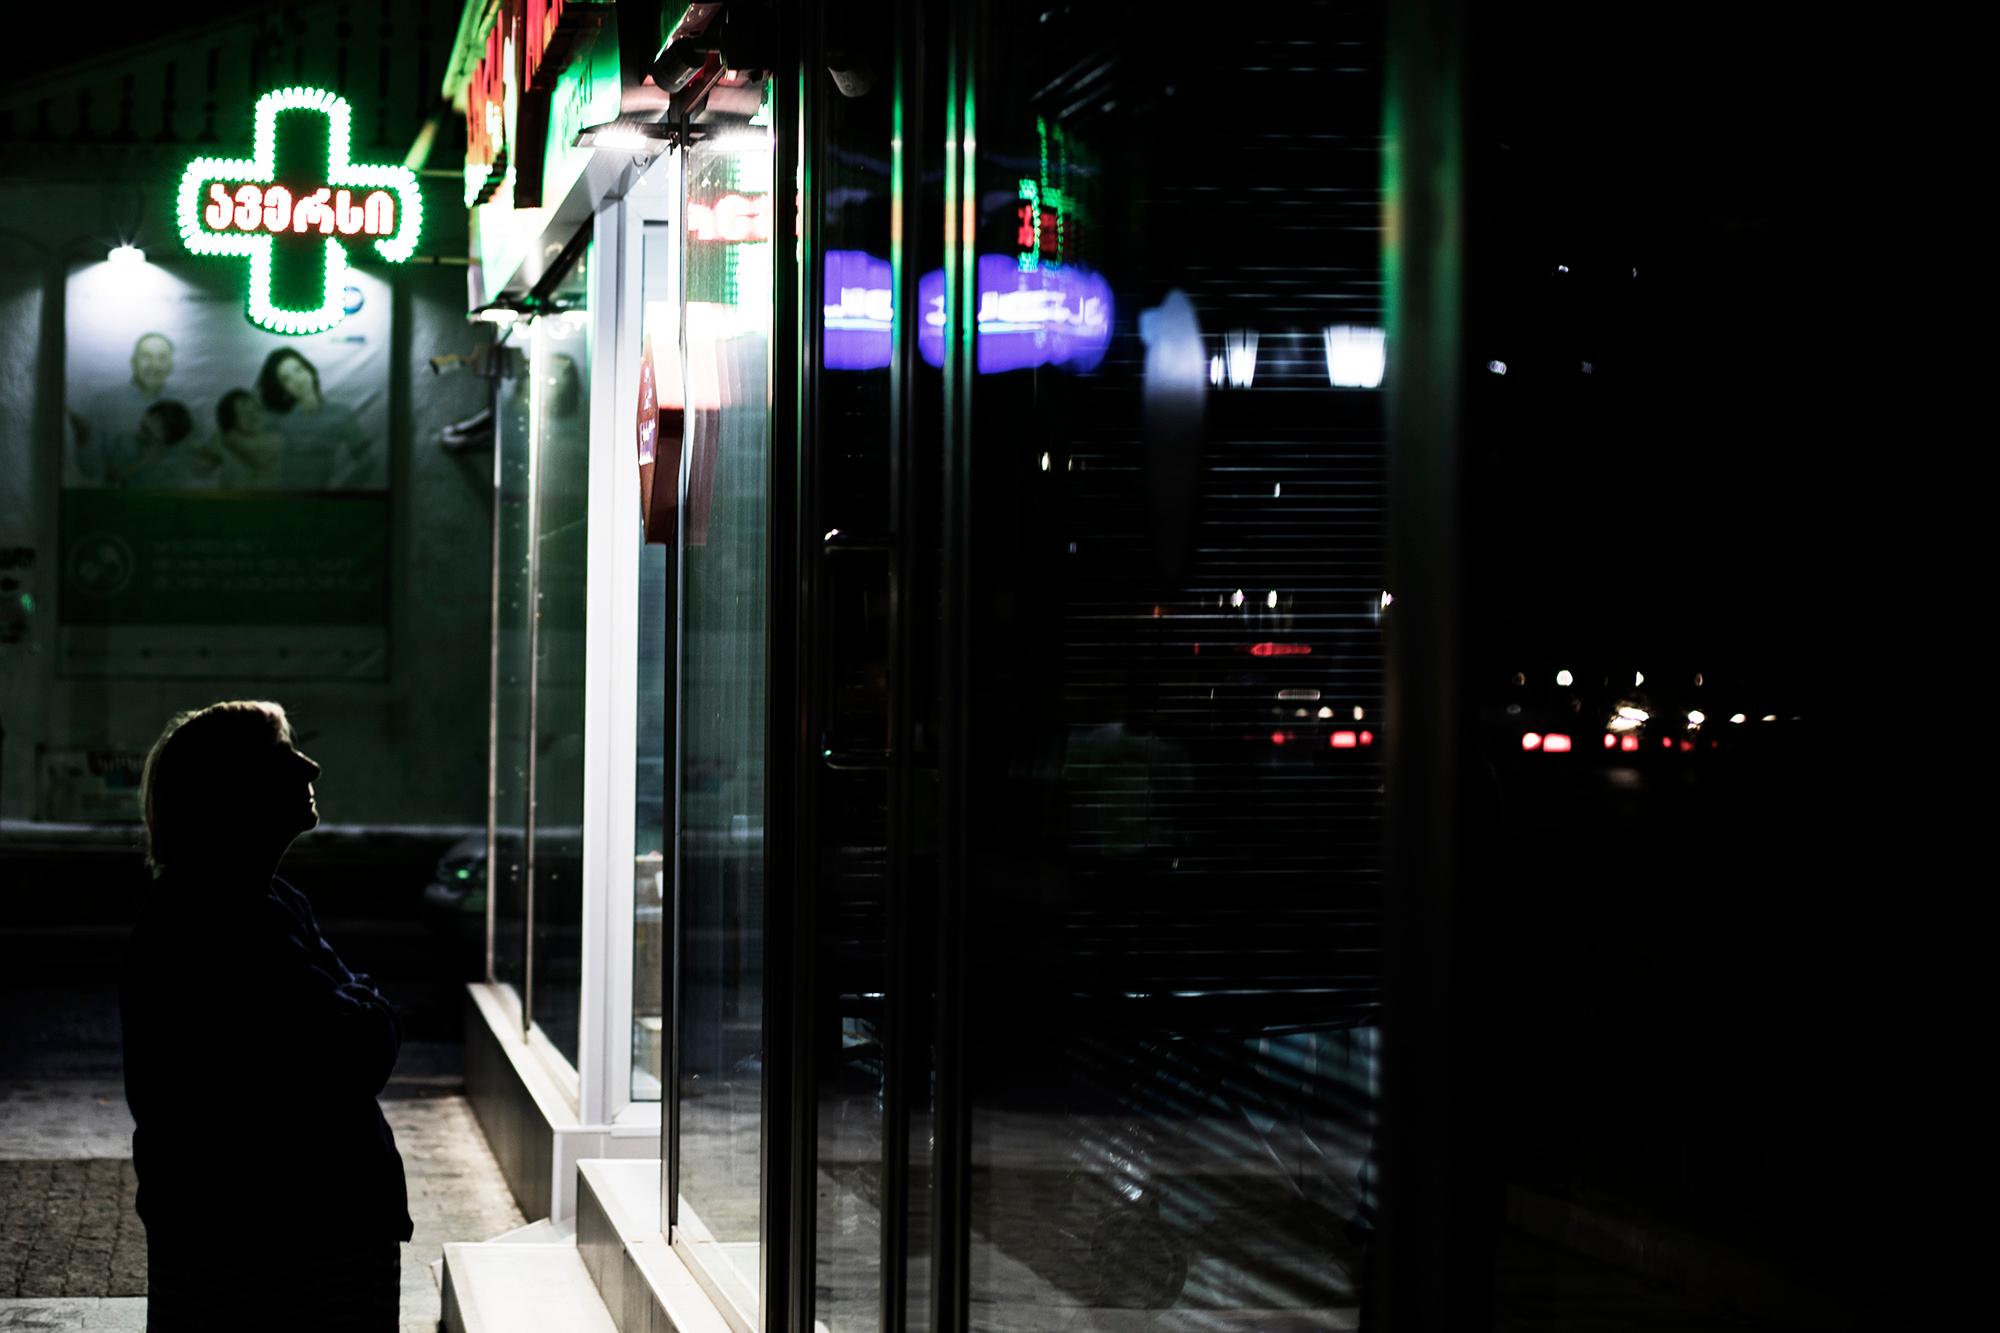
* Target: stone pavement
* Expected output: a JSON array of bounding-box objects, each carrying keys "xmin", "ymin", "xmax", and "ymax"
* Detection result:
[
  {"xmin": 2, "ymin": 983, "xmax": 524, "ymax": 1333},
  {"xmin": 0, "ymin": 1088, "xmax": 523, "ymax": 1331}
]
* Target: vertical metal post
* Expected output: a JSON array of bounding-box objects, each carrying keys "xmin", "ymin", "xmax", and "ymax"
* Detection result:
[
  {"xmin": 764, "ymin": 0, "xmax": 818, "ymax": 1325},
  {"xmin": 1379, "ymin": 0, "xmax": 1465, "ymax": 1328},
  {"xmin": 929, "ymin": 3, "xmax": 976, "ymax": 1329},
  {"xmin": 880, "ymin": 0, "xmax": 922, "ymax": 1325}
]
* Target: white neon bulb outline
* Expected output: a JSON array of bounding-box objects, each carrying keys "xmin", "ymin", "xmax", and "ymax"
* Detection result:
[{"xmin": 177, "ymin": 85, "xmax": 424, "ymax": 335}]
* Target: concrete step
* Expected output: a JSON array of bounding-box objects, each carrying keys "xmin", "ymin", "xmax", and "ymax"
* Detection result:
[
  {"xmin": 485, "ymin": 1216, "xmax": 576, "ymax": 1244},
  {"xmin": 577, "ymin": 1159, "xmax": 734, "ymax": 1333},
  {"xmin": 440, "ymin": 1241, "xmax": 617, "ymax": 1333}
]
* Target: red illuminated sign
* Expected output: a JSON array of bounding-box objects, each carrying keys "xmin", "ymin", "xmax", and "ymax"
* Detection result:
[
  {"xmin": 464, "ymin": 17, "xmax": 510, "ymax": 206},
  {"xmin": 687, "ymin": 194, "xmax": 771, "ymax": 243},
  {"xmin": 463, "ymin": 0, "xmax": 604, "ymax": 210}
]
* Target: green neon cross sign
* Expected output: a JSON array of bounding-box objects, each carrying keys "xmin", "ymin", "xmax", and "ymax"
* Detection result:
[{"xmin": 177, "ymin": 86, "xmax": 423, "ymax": 335}]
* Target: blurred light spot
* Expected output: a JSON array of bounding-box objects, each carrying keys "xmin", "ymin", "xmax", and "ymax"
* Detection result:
[
  {"xmin": 1505, "ymin": 703, "xmax": 1522, "ymax": 716},
  {"xmin": 1679, "ymin": 739, "xmax": 1695, "ymax": 753},
  {"xmin": 1694, "ymin": 673, "xmax": 1704, "ymax": 687},
  {"xmin": 1230, "ymin": 589, "xmax": 1244, "ymax": 607},
  {"xmin": 1266, "ymin": 589, "xmax": 1279, "ymax": 609},
  {"xmin": 1616, "ymin": 705, "xmax": 1650, "ymax": 724},
  {"xmin": 1278, "ymin": 688, "xmax": 1320, "ymax": 701},
  {"xmin": 1603, "ymin": 733, "xmax": 1617, "ymax": 749},
  {"xmin": 1620, "ymin": 735, "xmax": 1639, "ymax": 752},
  {"xmin": 1581, "ymin": 361, "xmax": 1594, "ymax": 374},
  {"xmin": 1729, "ymin": 713, "xmax": 1747, "ymax": 724},
  {"xmin": 1634, "ymin": 670, "xmax": 1645, "ymax": 686},
  {"xmin": 1322, "ymin": 324, "xmax": 1386, "ymax": 388},
  {"xmin": 1556, "ymin": 669, "xmax": 1574, "ymax": 687},
  {"xmin": 1317, "ymin": 705, "xmax": 1335, "ymax": 719},
  {"xmin": 1380, "ymin": 590, "xmax": 1395, "ymax": 609},
  {"xmin": 1542, "ymin": 733, "xmax": 1573, "ymax": 753},
  {"xmin": 1331, "ymin": 730, "xmax": 1359, "ymax": 748},
  {"xmin": 1762, "ymin": 714, "xmax": 1777, "ymax": 722},
  {"xmin": 109, "ymin": 243, "xmax": 146, "ymax": 266},
  {"xmin": 1487, "ymin": 360, "xmax": 1508, "ymax": 375},
  {"xmin": 1270, "ymin": 730, "xmax": 1291, "ymax": 745},
  {"xmin": 1556, "ymin": 263, "xmax": 1569, "ymax": 273},
  {"xmin": 1687, "ymin": 710, "xmax": 1705, "ymax": 726},
  {"xmin": 1352, "ymin": 706, "xmax": 1365, "ymax": 721},
  {"xmin": 1359, "ymin": 730, "xmax": 1374, "ymax": 746},
  {"xmin": 1039, "ymin": 452, "xmax": 1050, "ymax": 471},
  {"xmin": 1521, "ymin": 732, "xmax": 1542, "ymax": 752},
  {"xmin": 1225, "ymin": 329, "xmax": 1259, "ymax": 388},
  {"xmin": 1273, "ymin": 482, "xmax": 1282, "ymax": 498},
  {"xmin": 1209, "ymin": 353, "xmax": 1225, "ymax": 386},
  {"xmin": 1249, "ymin": 642, "xmax": 1311, "ymax": 657}
]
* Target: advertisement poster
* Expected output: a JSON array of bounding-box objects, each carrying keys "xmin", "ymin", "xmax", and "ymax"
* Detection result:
[
  {"xmin": 35, "ymin": 747, "xmax": 149, "ymax": 823},
  {"xmin": 58, "ymin": 259, "xmax": 391, "ymax": 679}
]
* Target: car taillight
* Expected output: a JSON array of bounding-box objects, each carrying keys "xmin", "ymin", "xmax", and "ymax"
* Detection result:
[
  {"xmin": 1542, "ymin": 733, "xmax": 1572, "ymax": 753},
  {"xmin": 1522, "ymin": 732, "xmax": 1542, "ymax": 752},
  {"xmin": 1331, "ymin": 730, "xmax": 1358, "ymax": 748}
]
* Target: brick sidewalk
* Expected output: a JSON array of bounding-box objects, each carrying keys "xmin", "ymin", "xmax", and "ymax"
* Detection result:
[{"xmin": 1, "ymin": 1159, "xmax": 147, "ymax": 1298}]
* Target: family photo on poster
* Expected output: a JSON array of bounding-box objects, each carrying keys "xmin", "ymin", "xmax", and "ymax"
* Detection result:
[
  {"xmin": 56, "ymin": 259, "xmax": 393, "ymax": 680},
  {"xmin": 66, "ymin": 321, "xmax": 383, "ymax": 491}
]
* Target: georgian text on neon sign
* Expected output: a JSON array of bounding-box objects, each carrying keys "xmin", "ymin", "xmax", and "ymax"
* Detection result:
[{"xmin": 200, "ymin": 184, "xmax": 398, "ymax": 238}]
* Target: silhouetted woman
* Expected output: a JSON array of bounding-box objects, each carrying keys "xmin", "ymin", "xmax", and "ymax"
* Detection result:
[{"xmin": 122, "ymin": 701, "xmax": 411, "ymax": 1331}]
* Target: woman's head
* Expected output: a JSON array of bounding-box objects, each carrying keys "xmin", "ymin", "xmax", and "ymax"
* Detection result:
[
  {"xmin": 216, "ymin": 388, "xmax": 262, "ymax": 436},
  {"xmin": 141, "ymin": 701, "xmax": 321, "ymax": 874},
  {"xmin": 256, "ymin": 349, "xmax": 321, "ymax": 413}
]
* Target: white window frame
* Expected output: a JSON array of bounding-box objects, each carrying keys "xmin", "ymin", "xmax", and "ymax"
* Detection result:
[{"xmin": 579, "ymin": 155, "xmax": 680, "ymax": 1132}]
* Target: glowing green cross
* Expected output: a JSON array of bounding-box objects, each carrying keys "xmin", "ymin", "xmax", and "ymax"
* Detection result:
[{"xmin": 178, "ymin": 86, "xmax": 423, "ymax": 335}]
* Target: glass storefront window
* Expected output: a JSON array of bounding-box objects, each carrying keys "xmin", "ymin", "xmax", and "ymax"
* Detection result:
[
  {"xmin": 528, "ymin": 251, "xmax": 592, "ymax": 1069},
  {"xmin": 945, "ymin": 5, "xmax": 1386, "ymax": 1326},
  {"xmin": 632, "ymin": 538, "xmax": 669, "ymax": 1098},
  {"xmin": 485, "ymin": 235, "xmax": 593, "ymax": 1066},
  {"xmin": 489, "ymin": 336, "xmax": 533, "ymax": 1000},
  {"xmin": 675, "ymin": 105, "xmax": 774, "ymax": 1299}
]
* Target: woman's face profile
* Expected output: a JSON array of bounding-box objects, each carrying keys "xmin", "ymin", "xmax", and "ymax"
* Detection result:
[
  {"xmin": 282, "ymin": 737, "xmax": 321, "ymax": 834},
  {"xmin": 276, "ymin": 357, "xmax": 318, "ymax": 408},
  {"xmin": 252, "ymin": 731, "xmax": 322, "ymax": 839}
]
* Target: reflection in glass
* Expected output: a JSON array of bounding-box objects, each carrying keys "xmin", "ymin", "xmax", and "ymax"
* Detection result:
[
  {"xmin": 529, "ymin": 253, "xmax": 591, "ymax": 1068},
  {"xmin": 808, "ymin": 52, "xmax": 903, "ymax": 1332},
  {"xmin": 489, "ymin": 338, "xmax": 532, "ymax": 1001},
  {"xmin": 632, "ymin": 539, "xmax": 669, "ymax": 1100},
  {"xmin": 954, "ymin": 4, "xmax": 1385, "ymax": 1327},
  {"xmin": 677, "ymin": 115, "xmax": 773, "ymax": 1281}
]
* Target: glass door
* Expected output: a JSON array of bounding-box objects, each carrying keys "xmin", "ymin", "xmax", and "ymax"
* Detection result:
[
  {"xmin": 936, "ymin": 5, "xmax": 1389, "ymax": 1320},
  {"xmin": 673, "ymin": 93, "xmax": 777, "ymax": 1320}
]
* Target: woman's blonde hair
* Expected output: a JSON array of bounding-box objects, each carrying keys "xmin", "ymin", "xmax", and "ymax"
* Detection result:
[{"xmin": 140, "ymin": 700, "xmax": 292, "ymax": 874}]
